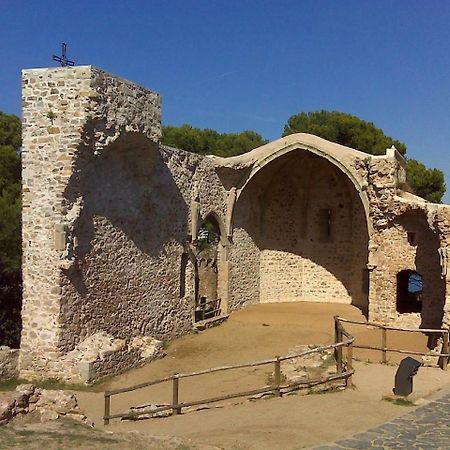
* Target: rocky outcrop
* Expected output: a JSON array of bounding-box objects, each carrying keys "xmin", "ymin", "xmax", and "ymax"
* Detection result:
[{"xmin": 0, "ymin": 384, "xmax": 92, "ymax": 426}]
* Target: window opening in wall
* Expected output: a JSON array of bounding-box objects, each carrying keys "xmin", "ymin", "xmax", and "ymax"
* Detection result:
[
  {"xmin": 317, "ymin": 208, "xmax": 332, "ymax": 242},
  {"xmin": 396, "ymin": 270, "xmax": 423, "ymax": 313},
  {"xmin": 179, "ymin": 253, "xmax": 188, "ymax": 298},
  {"xmin": 194, "ymin": 217, "xmax": 222, "ymax": 322},
  {"xmin": 407, "ymin": 232, "xmax": 417, "ymax": 246},
  {"xmin": 362, "ymin": 268, "xmax": 370, "ymax": 295}
]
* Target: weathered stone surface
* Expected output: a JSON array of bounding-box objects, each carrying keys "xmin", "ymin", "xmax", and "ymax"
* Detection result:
[
  {"xmin": 130, "ymin": 336, "xmax": 163, "ymax": 359},
  {"xmin": 39, "ymin": 408, "xmax": 59, "ymax": 422},
  {"xmin": 0, "ymin": 384, "xmax": 90, "ymax": 427},
  {"xmin": 0, "ymin": 398, "xmax": 15, "ymax": 421},
  {"xmin": 37, "ymin": 390, "xmax": 78, "ymax": 414},
  {"xmin": 279, "ymin": 345, "xmax": 336, "ymax": 392},
  {"xmin": 0, "ymin": 347, "xmax": 19, "ymax": 381}
]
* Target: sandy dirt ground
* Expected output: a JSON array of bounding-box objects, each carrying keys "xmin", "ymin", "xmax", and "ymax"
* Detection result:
[{"xmin": 73, "ymin": 302, "xmax": 450, "ymax": 449}]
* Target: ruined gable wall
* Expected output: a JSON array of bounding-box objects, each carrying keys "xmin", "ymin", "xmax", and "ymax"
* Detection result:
[
  {"xmin": 362, "ymin": 153, "xmax": 448, "ymax": 328},
  {"xmin": 21, "ymin": 66, "xmax": 211, "ymax": 381},
  {"xmin": 370, "ymin": 210, "xmax": 444, "ymax": 328},
  {"xmin": 435, "ymin": 205, "xmax": 450, "ymax": 327},
  {"xmin": 21, "ymin": 66, "xmax": 94, "ymax": 378}
]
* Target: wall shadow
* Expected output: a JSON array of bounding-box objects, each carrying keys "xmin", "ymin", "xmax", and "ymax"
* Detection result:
[
  {"xmin": 65, "ymin": 132, "xmax": 188, "ymax": 260},
  {"xmin": 59, "ymin": 131, "xmax": 190, "ymax": 349}
]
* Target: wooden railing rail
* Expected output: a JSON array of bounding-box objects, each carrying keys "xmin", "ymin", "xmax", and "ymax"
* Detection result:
[
  {"xmin": 334, "ymin": 316, "xmax": 450, "ymax": 371},
  {"xmin": 106, "ymin": 371, "xmax": 354, "ymax": 422},
  {"xmin": 104, "ymin": 336, "xmax": 354, "ymax": 425}
]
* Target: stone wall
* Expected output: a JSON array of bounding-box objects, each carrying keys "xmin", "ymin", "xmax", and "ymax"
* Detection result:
[
  {"xmin": 21, "ymin": 66, "xmax": 194, "ymax": 381},
  {"xmin": 364, "ymin": 151, "xmax": 450, "ymax": 329},
  {"xmin": 370, "ymin": 210, "xmax": 445, "ymax": 328},
  {"xmin": 0, "ymin": 347, "xmax": 19, "ymax": 380},
  {"xmin": 436, "ymin": 205, "xmax": 450, "ymax": 327},
  {"xmin": 20, "ymin": 66, "xmax": 449, "ymax": 382}
]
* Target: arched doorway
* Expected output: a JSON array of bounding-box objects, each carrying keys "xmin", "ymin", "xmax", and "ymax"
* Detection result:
[
  {"xmin": 392, "ymin": 210, "xmax": 445, "ymax": 328},
  {"xmin": 232, "ymin": 149, "xmax": 370, "ymax": 313},
  {"xmin": 396, "ymin": 269, "xmax": 423, "ymax": 313},
  {"xmin": 194, "ymin": 214, "xmax": 228, "ymax": 322}
]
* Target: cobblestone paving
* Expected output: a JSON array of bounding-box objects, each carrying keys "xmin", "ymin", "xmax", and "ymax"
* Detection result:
[{"xmin": 314, "ymin": 393, "xmax": 450, "ymax": 449}]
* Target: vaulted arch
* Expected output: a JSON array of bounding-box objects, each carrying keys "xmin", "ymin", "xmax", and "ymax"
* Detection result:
[
  {"xmin": 236, "ymin": 138, "xmax": 372, "ymax": 235},
  {"xmin": 231, "ymin": 141, "xmax": 370, "ymax": 314}
]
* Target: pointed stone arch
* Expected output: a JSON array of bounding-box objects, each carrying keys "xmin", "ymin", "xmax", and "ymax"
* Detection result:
[{"xmin": 231, "ymin": 141, "xmax": 371, "ymax": 314}]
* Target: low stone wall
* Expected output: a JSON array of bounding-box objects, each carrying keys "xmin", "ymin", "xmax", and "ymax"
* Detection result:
[
  {"xmin": 0, "ymin": 347, "xmax": 19, "ymax": 381},
  {"xmin": 19, "ymin": 333, "xmax": 163, "ymax": 384}
]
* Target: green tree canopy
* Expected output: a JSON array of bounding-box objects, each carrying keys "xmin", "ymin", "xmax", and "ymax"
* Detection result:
[
  {"xmin": 406, "ymin": 159, "xmax": 446, "ymax": 204},
  {"xmin": 0, "ymin": 112, "xmax": 21, "ymax": 274},
  {"xmin": 162, "ymin": 124, "xmax": 267, "ymax": 157},
  {"xmin": 282, "ymin": 110, "xmax": 445, "ymax": 202},
  {"xmin": 0, "ymin": 111, "xmax": 21, "ymax": 149},
  {"xmin": 283, "ymin": 110, "xmax": 407, "ymax": 156},
  {"xmin": 0, "ymin": 112, "xmax": 22, "ymax": 347}
]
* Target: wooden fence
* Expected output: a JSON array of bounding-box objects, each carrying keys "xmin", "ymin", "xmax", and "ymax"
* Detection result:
[
  {"xmin": 103, "ymin": 336, "xmax": 355, "ymax": 425},
  {"xmin": 334, "ymin": 316, "xmax": 450, "ymax": 370}
]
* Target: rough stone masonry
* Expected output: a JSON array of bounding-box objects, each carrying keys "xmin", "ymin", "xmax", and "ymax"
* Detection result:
[{"xmin": 17, "ymin": 66, "xmax": 450, "ymax": 382}]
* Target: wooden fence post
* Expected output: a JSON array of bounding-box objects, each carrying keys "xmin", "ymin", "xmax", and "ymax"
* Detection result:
[
  {"xmin": 172, "ymin": 373, "xmax": 181, "ymax": 415},
  {"xmin": 274, "ymin": 356, "xmax": 282, "ymax": 397},
  {"xmin": 346, "ymin": 342, "xmax": 353, "ymax": 387},
  {"xmin": 104, "ymin": 393, "xmax": 110, "ymax": 426},
  {"xmin": 439, "ymin": 332, "xmax": 449, "ymax": 371},
  {"xmin": 381, "ymin": 327, "xmax": 387, "ymax": 364},
  {"xmin": 334, "ymin": 317, "xmax": 343, "ymax": 374},
  {"xmin": 334, "ymin": 316, "xmax": 339, "ymax": 345}
]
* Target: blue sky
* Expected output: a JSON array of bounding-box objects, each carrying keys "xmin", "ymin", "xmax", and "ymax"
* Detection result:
[{"xmin": 1, "ymin": 0, "xmax": 449, "ymax": 202}]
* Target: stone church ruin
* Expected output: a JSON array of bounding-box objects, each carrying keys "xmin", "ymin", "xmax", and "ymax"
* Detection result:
[{"xmin": 12, "ymin": 66, "xmax": 450, "ymax": 382}]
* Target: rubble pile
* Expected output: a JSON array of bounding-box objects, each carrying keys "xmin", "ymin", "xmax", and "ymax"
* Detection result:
[{"xmin": 0, "ymin": 384, "xmax": 92, "ymax": 426}]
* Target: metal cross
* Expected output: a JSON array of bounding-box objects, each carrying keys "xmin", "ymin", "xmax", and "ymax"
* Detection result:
[{"xmin": 52, "ymin": 43, "xmax": 75, "ymax": 67}]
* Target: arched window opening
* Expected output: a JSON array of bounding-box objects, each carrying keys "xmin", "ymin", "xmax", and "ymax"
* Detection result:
[
  {"xmin": 317, "ymin": 208, "xmax": 332, "ymax": 242},
  {"xmin": 396, "ymin": 270, "xmax": 423, "ymax": 314},
  {"xmin": 194, "ymin": 216, "xmax": 222, "ymax": 322},
  {"xmin": 197, "ymin": 219, "xmax": 220, "ymax": 251}
]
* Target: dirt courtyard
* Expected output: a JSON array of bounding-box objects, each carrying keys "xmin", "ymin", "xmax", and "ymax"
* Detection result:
[{"xmin": 74, "ymin": 302, "xmax": 450, "ymax": 449}]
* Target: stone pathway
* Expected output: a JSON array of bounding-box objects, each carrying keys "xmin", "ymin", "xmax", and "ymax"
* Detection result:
[{"xmin": 315, "ymin": 392, "xmax": 450, "ymax": 449}]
